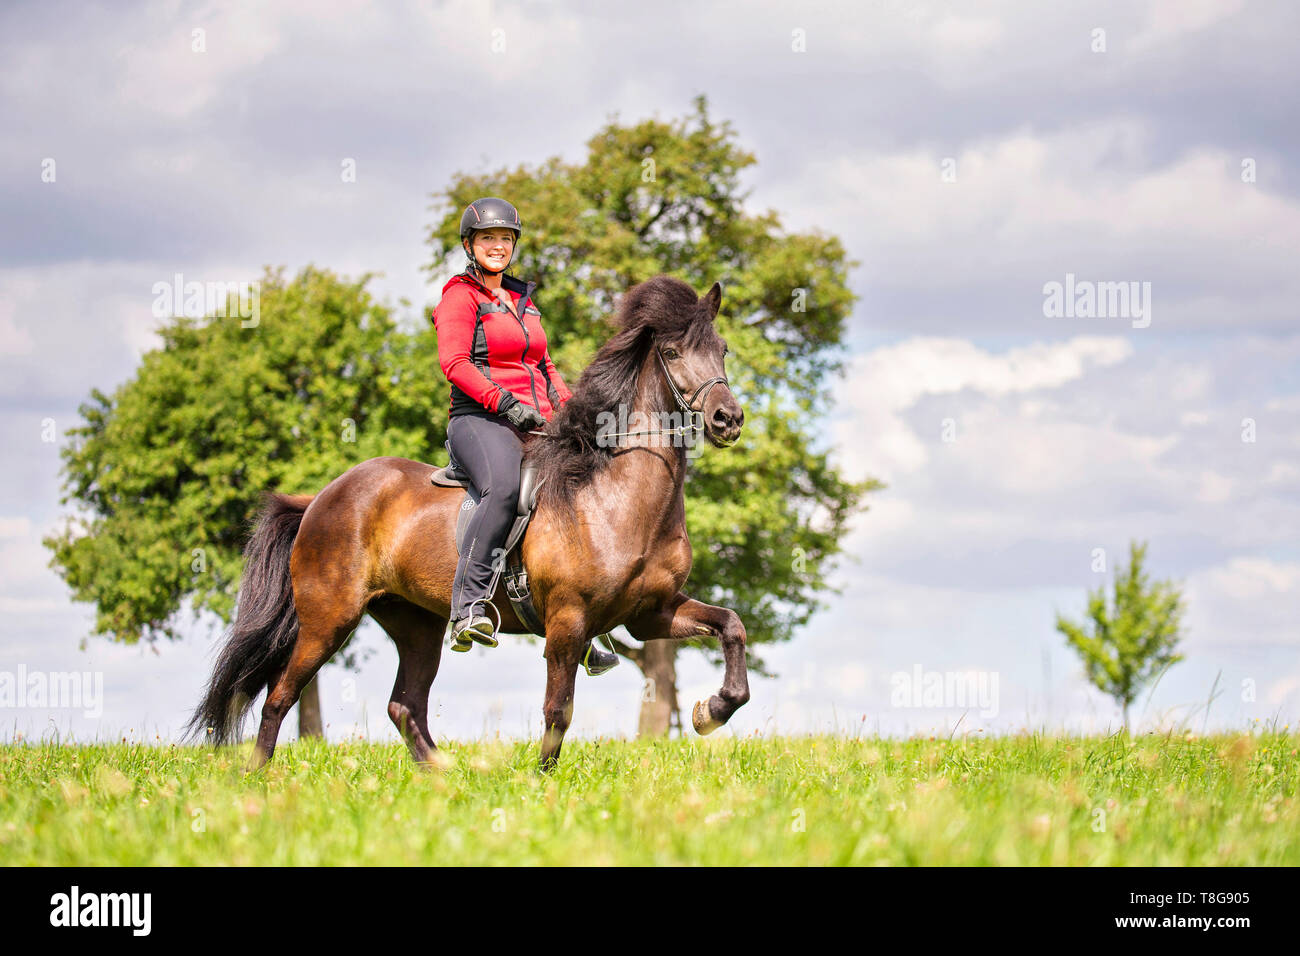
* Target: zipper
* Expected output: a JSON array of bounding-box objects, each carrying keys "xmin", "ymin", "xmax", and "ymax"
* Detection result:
[
  {"xmin": 514, "ymin": 282, "xmax": 541, "ymax": 411},
  {"xmin": 465, "ymin": 275, "xmax": 542, "ymax": 413}
]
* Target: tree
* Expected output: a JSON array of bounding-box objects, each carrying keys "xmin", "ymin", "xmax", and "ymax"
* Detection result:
[
  {"xmin": 425, "ymin": 95, "xmax": 881, "ymax": 733},
  {"xmin": 1056, "ymin": 541, "xmax": 1186, "ymax": 732},
  {"xmin": 45, "ymin": 266, "xmax": 446, "ymax": 736}
]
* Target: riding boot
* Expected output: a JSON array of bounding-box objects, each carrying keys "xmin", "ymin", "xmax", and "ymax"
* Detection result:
[
  {"xmin": 582, "ymin": 635, "xmax": 620, "ymax": 676},
  {"xmin": 450, "ymin": 607, "xmax": 497, "ymax": 652}
]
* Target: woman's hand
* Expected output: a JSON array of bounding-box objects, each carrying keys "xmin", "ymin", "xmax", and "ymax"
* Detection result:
[{"xmin": 498, "ymin": 393, "xmax": 547, "ymax": 431}]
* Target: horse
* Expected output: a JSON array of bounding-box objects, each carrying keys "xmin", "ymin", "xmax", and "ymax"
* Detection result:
[{"xmin": 189, "ymin": 274, "xmax": 749, "ymax": 770}]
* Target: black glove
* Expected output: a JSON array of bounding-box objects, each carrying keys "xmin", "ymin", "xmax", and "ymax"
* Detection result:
[{"xmin": 497, "ymin": 393, "xmax": 546, "ymax": 431}]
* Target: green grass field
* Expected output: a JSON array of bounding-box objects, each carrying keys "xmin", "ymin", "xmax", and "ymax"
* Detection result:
[{"xmin": 1, "ymin": 732, "xmax": 1296, "ymax": 865}]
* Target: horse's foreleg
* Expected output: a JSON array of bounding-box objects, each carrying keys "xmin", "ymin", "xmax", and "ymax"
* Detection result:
[
  {"xmin": 539, "ymin": 614, "xmax": 585, "ymax": 771},
  {"xmin": 627, "ymin": 592, "xmax": 750, "ymax": 735}
]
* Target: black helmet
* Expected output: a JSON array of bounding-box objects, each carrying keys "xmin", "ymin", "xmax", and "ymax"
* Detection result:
[
  {"xmin": 459, "ymin": 197, "xmax": 521, "ymax": 241},
  {"xmin": 459, "ymin": 198, "xmax": 521, "ymax": 279}
]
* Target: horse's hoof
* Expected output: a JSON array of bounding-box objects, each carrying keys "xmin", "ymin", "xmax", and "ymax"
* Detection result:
[
  {"xmin": 692, "ymin": 700, "xmax": 723, "ymax": 736},
  {"xmin": 420, "ymin": 750, "xmax": 455, "ymax": 772}
]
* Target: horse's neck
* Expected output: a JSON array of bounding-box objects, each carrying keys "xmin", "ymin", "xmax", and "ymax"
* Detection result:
[{"xmin": 607, "ymin": 353, "xmax": 688, "ymax": 529}]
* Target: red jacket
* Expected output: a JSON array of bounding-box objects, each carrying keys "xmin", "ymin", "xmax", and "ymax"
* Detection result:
[{"xmin": 431, "ymin": 272, "xmax": 573, "ymax": 419}]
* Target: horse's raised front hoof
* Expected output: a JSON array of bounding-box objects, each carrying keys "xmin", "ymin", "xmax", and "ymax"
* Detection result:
[{"xmin": 692, "ymin": 699, "xmax": 723, "ymax": 736}]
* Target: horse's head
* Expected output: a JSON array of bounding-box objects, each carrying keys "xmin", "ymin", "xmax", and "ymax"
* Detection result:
[{"xmin": 654, "ymin": 281, "xmax": 744, "ymax": 448}]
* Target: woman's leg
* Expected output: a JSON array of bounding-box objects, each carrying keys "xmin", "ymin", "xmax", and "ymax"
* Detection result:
[{"xmin": 446, "ymin": 411, "xmax": 524, "ymax": 625}]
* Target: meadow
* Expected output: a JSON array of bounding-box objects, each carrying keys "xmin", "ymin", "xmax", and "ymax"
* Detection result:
[{"xmin": 1, "ymin": 731, "xmax": 1296, "ymax": 865}]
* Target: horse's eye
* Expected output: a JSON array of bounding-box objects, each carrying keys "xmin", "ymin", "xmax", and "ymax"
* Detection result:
[{"xmin": 663, "ymin": 348, "xmax": 680, "ymax": 360}]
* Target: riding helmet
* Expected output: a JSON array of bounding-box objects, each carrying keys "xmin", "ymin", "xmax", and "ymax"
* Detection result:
[{"xmin": 459, "ymin": 197, "xmax": 521, "ymax": 278}]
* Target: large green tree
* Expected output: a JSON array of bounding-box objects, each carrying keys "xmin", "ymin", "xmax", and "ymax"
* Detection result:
[
  {"xmin": 426, "ymin": 95, "xmax": 880, "ymax": 732},
  {"xmin": 45, "ymin": 266, "xmax": 446, "ymax": 733}
]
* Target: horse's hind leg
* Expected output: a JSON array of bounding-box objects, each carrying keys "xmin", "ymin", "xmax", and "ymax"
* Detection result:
[
  {"xmin": 250, "ymin": 590, "xmax": 365, "ymax": 771},
  {"xmin": 368, "ymin": 598, "xmax": 446, "ymax": 766}
]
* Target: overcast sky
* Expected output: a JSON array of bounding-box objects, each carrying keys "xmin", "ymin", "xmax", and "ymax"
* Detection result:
[{"xmin": 2, "ymin": 0, "xmax": 1297, "ymax": 747}]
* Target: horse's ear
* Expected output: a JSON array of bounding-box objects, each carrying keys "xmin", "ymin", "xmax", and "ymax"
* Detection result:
[{"xmin": 702, "ymin": 282, "xmax": 722, "ymax": 319}]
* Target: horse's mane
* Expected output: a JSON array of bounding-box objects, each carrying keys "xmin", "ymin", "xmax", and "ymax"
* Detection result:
[{"xmin": 524, "ymin": 275, "xmax": 718, "ymax": 521}]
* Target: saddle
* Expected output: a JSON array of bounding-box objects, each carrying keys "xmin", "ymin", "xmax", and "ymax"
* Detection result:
[{"xmin": 429, "ymin": 442, "xmax": 546, "ymax": 635}]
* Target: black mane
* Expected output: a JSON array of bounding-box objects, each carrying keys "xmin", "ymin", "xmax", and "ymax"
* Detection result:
[{"xmin": 524, "ymin": 275, "xmax": 718, "ymax": 521}]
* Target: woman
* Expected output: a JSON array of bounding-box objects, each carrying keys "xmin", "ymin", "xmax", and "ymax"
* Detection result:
[{"xmin": 432, "ymin": 197, "xmax": 617, "ymax": 675}]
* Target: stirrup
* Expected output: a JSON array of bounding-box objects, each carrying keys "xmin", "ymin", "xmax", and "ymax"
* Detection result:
[
  {"xmin": 582, "ymin": 634, "xmax": 620, "ymax": 677},
  {"xmin": 450, "ymin": 602, "xmax": 500, "ymax": 652}
]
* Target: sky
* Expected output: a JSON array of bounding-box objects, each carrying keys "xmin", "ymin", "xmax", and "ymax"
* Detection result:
[{"xmin": 1, "ymin": 0, "xmax": 1296, "ymax": 748}]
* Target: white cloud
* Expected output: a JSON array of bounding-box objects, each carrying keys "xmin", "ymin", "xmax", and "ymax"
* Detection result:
[
  {"xmin": 1185, "ymin": 557, "xmax": 1300, "ymax": 649},
  {"xmin": 0, "ymin": 522, "xmax": 68, "ymax": 601},
  {"xmin": 1267, "ymin": 675, "xmax": 1300, "ymax": 709},
  {"xmin": 0, "ymin": 597, "xmax": 61, "ymax": 613},
  {"xmin": 833, "ymin": 335, "xmax": 1133, "ymax": 478},
  {"xmin": 1193, "ymin": 470, "xmax": 1234, "ymax": 504},
  {"xmin": 1130, "ymin": 0, "xmax": 1248, "ymax": 52},
  {"xmin": 1265, "ymin": 395, "xmax": 1300, "ymax": 413},
  {"xmin": 829, "ymin": 331, "xmax": 1300, "ymax": 606},
  {"xmin": 0, "ymin": 517, "xmax": 33, "ymax": 539},
  {"xmin": 763, "ymin": 122, "xmax": 1300, "ymax": 331},
  {"xmin": 1196, "ymin": 557, "xmax": 1300, "ymax": 603},
  {"xmin": 0, "ymin": 283, "xmax": 36, "ymax": 357},
  {"xmin": 931, "ymin": 15, "xmax": 1005, "ymax": 56},
  {"xmin": 114, "ymin": 4, "xmax": 281, "ymax": 119}
]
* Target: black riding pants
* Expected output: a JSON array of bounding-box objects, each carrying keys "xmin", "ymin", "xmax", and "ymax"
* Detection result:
[{"xmin": 446, "ymin": 409, "xmax": 525, "ymax": 621}]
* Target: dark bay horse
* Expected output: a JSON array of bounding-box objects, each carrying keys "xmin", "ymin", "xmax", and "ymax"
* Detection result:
[{"xmin": 190, "ymin": 275, "xmax": 749, "ymax": 769}]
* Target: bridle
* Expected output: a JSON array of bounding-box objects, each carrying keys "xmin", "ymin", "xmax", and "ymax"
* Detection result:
[{"xmin": 596, "ymin": 346, "xmax": 732, "ymax": 444}]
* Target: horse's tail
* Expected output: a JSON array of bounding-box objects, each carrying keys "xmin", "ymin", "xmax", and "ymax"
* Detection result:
[{"xmin": 187, "ymin": 492, "xmax": 315, "ymax": 746}]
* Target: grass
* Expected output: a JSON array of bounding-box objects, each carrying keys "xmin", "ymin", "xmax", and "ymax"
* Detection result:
[{"xmin": 0, "ymin": 731, "xmax": 1296, "ymax": 865}]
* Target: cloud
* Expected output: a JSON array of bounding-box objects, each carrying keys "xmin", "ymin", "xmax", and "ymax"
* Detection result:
[
  {"xmin": 0, "ymin": 283, "xmax": 35, "ymax": 357},
  {"xmin": 767, "ymin": 122, "xmax": 1300, "ymax": 335},
  {"xmin": 833, "ymin": 335, "xmax": 1133, "ymax": 478},
  {"xmin": 829, "ymin": 333, "xmax": 1300, "ymax": 596},
  {"xmin": 1130, "ymin": 0, "xmax": 1248, "ymax": 52},
  {"xmin": 0, "ymin": 517, "xmax": 70, "ymax": 601},
  {"xmin": 0, "ymin": 517, "xmax": 33, "ymax": 538},
  {"xmin": 1185, "ymin": 557, "xmax": 1300, "ymax": 648}
]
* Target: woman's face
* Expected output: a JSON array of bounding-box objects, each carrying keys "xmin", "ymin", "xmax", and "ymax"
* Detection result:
[{"xmin": 470, "ymin": 229, "xmax": 515, "ymax": 271}]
